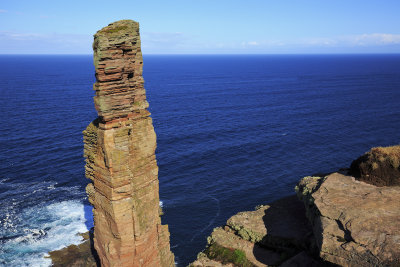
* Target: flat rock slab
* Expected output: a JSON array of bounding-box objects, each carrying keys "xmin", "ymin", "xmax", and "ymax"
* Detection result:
[
  {"xmin": 48, "ymin": 232, "xmax": 99, "ymax": 267},
  {"xmin": 191, "ymin": 256, "xmax": 234, "ymax": 267},
  {"xmin": 227, "ymin": 195, "xmax": 313, "ymax": 250},
  {"xmin": 298, "ymin": 173, "xmax": 400, "ymax": 266},
  {"xmin": 208, "ymin": 227, "xmax": 282, "ymax": 267}
]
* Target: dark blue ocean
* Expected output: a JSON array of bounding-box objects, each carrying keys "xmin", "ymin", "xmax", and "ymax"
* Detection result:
[{"xmin": 0, "ymin": 54, "xmax": 399, "ymax": 266}]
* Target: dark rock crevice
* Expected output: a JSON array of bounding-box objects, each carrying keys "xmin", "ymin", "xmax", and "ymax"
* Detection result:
[{"xmin": 335, "ymin": 219, "xmax": 354, "ymax": 243}]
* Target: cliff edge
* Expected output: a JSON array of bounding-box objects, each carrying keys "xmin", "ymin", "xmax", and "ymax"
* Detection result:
[{"xmin": 191, "ymin": 146, "xmax": 400, "ymax": 267}]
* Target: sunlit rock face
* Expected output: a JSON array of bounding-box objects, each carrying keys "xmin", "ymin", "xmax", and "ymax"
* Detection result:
[
  {"xmin": 83, "ymin": 20, "xmax": 174, "ymax": 267},
  {"xmin": 297, "ymin": 173, "xmax": 400, "ymax": 266},
  {"xmin": 191, "ymin": 172, "xmax": 400, "ymax": 267}
]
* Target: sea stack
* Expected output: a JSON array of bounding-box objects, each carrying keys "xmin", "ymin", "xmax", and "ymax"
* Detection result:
[{"xmin": 83, "ymin": 20, "xmax": 174, "ymax": 267}]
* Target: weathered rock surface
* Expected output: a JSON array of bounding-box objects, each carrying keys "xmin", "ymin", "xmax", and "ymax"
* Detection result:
[
  {"xmin": 48, "ymin": 231, "xmax": 99, "ymax": 267},
  {"xmin": 349, "ymin": 145, "xmax": 400, "ymax": 186},
  {"xmin": 191, "ymin": 196, "xmax": 327, "ymax": 267},
  {"xmin": 227, "ymin": 196, "xmax": 314, "ymax": 251},
  {"xmin": 83, "ymin": 20, "xmax": 174, "ymax": 267},
  {"xmin": 191, "ymin": 256, "xmax": 234, "ymax": 267},
  {"xmin": 297, "ymin": 173, "xmax": 400, "ymax": 266},
  {"xmin": 193, "ymin": 169, "xmax": 400, "ymax": 267}
]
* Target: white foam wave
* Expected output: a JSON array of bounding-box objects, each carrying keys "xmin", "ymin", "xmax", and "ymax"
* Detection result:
[{"xmin": 0, "ymin": 200, "xmax": 93, "ymax": 266}]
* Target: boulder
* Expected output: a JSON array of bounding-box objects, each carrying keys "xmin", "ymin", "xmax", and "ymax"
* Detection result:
[{"xmin": 297, "ymin": 173, "xmax": 400, "ymax": 266}]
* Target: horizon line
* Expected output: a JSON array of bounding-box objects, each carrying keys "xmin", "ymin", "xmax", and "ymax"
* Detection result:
[{"xmin": 1, "ymin": 52, "xmax": 400, "ymax": 56}]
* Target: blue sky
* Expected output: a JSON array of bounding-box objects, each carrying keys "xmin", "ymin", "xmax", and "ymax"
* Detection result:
[{"xmin": 1, "ymin": 0, "xmax": 400, "ymax": 54}]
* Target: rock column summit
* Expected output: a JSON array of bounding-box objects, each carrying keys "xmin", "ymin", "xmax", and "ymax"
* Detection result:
[{"xmin": 83, "ymin": 20, "xmax": 174, "ymax": 267}]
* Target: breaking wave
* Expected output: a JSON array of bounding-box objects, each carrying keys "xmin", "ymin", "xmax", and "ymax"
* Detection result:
[{"xmin": 0, "ymin": 200, "xmax": 93, "ymax": 266}]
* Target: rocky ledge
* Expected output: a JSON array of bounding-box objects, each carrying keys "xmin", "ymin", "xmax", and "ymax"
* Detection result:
[
  {"xmin": 297, "ymin": 173, "xmax": 400, "ymax": 266},
  {"xmin": 191, "ymin": 195, "xmax": 323, "ymax": 267},
  {"xmin": 191, "ymin": 146, "xmax": 400, "ymax": 267},
  {"xmin": 47, "ymin": 231, "xmax": 99, "ymax": 267}
]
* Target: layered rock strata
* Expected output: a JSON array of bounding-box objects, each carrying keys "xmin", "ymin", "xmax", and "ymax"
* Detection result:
[{"xmin": 83, "ymin": 20, "xmax": 174, "ymax": 267}]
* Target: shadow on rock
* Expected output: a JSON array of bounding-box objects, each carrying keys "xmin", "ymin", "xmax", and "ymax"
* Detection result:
[{"xmin": 254, "ymin": 195, "xmax": 333, "ymax": 266}]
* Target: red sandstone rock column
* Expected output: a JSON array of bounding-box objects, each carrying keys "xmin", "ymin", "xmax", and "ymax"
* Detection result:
[{"xmin": 83, "ymin": 20, "xmax": 174, "ymax": 267}]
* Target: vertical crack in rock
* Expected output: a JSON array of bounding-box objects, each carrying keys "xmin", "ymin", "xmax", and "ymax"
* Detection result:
[{"xmin": 83, "ymin": 20, "xmax": 174, "ymax": 267}]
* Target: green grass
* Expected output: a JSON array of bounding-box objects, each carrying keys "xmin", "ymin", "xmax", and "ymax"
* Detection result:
[{"xmin": 205, "ymin": 243, "xmax": 255, "ymax": 267}]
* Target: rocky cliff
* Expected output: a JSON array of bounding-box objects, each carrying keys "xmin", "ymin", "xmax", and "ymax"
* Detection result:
[
  {"xmin": 190, "ymin": 196, "xmax": 325, "ymax": 267},
  {"xmin": 82, "ymin": 20, "xmax": 174, "ymax": 267},
  {"xmin": 191, "ymin": 146, "xmax": 400, "ymax": 267}
]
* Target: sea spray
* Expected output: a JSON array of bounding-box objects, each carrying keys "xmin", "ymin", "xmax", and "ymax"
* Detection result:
[{"xmin": 0, "ymin": 200, "xmax": 93, "ymax": 266}]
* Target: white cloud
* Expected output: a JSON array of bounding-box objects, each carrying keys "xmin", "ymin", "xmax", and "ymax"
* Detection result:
[
  {"xmin": 1, "ymin": 32, "xmax": 44, "ymax": 41},
  {"xmin": 0, "ymin": 9, "xmax": 7, "ymax": 13},
  {"xmin": 240, "ymin": 40, "xmax": 286, "ymax": 49},
  {"xmin": 346, "ymin": 33, "xmax": 400, "ymax": 46},
  {"xmin": 300, "ymin": 37, "xmax": 338, "ymax": 46},
  {"xmin": 1, "ymin": 29, "xmax": 399, "ymax": 54},
  {"xmin": 142, "ymin": 32, "xmax": 188, "ymax": 47},
  {"xmin": 300, "ymin": 33, "xmax": 400, "ymax": 47},
  {"xmin": 0, "ymin": 31, "xmax": 92, "ymax": 54},
  {"xmin": 0, "ymin": 30, "xmax": 193, "ymax": 54},
  {"xmin": 247, "ymin": 41, "xmax": 259, "ymax": 46},
  {"xmin": 227, "ymin": 33, "xmax": 400, "ymax": 53}
]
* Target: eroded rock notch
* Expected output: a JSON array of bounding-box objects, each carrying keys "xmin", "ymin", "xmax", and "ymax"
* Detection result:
[{"xmin": 83, "ymin": 20, "xmax": 174, "ymax": 267}]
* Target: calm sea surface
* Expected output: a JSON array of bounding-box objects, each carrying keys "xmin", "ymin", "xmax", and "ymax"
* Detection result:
[{"xmin": 0, "ymin": 54, "xmax": 399, "ymax": 266}]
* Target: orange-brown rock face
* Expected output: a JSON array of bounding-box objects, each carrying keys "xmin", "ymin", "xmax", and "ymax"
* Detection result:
[{"xmin": 83, "ymin": 20, "xmax": 174, "ymax": 267}]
